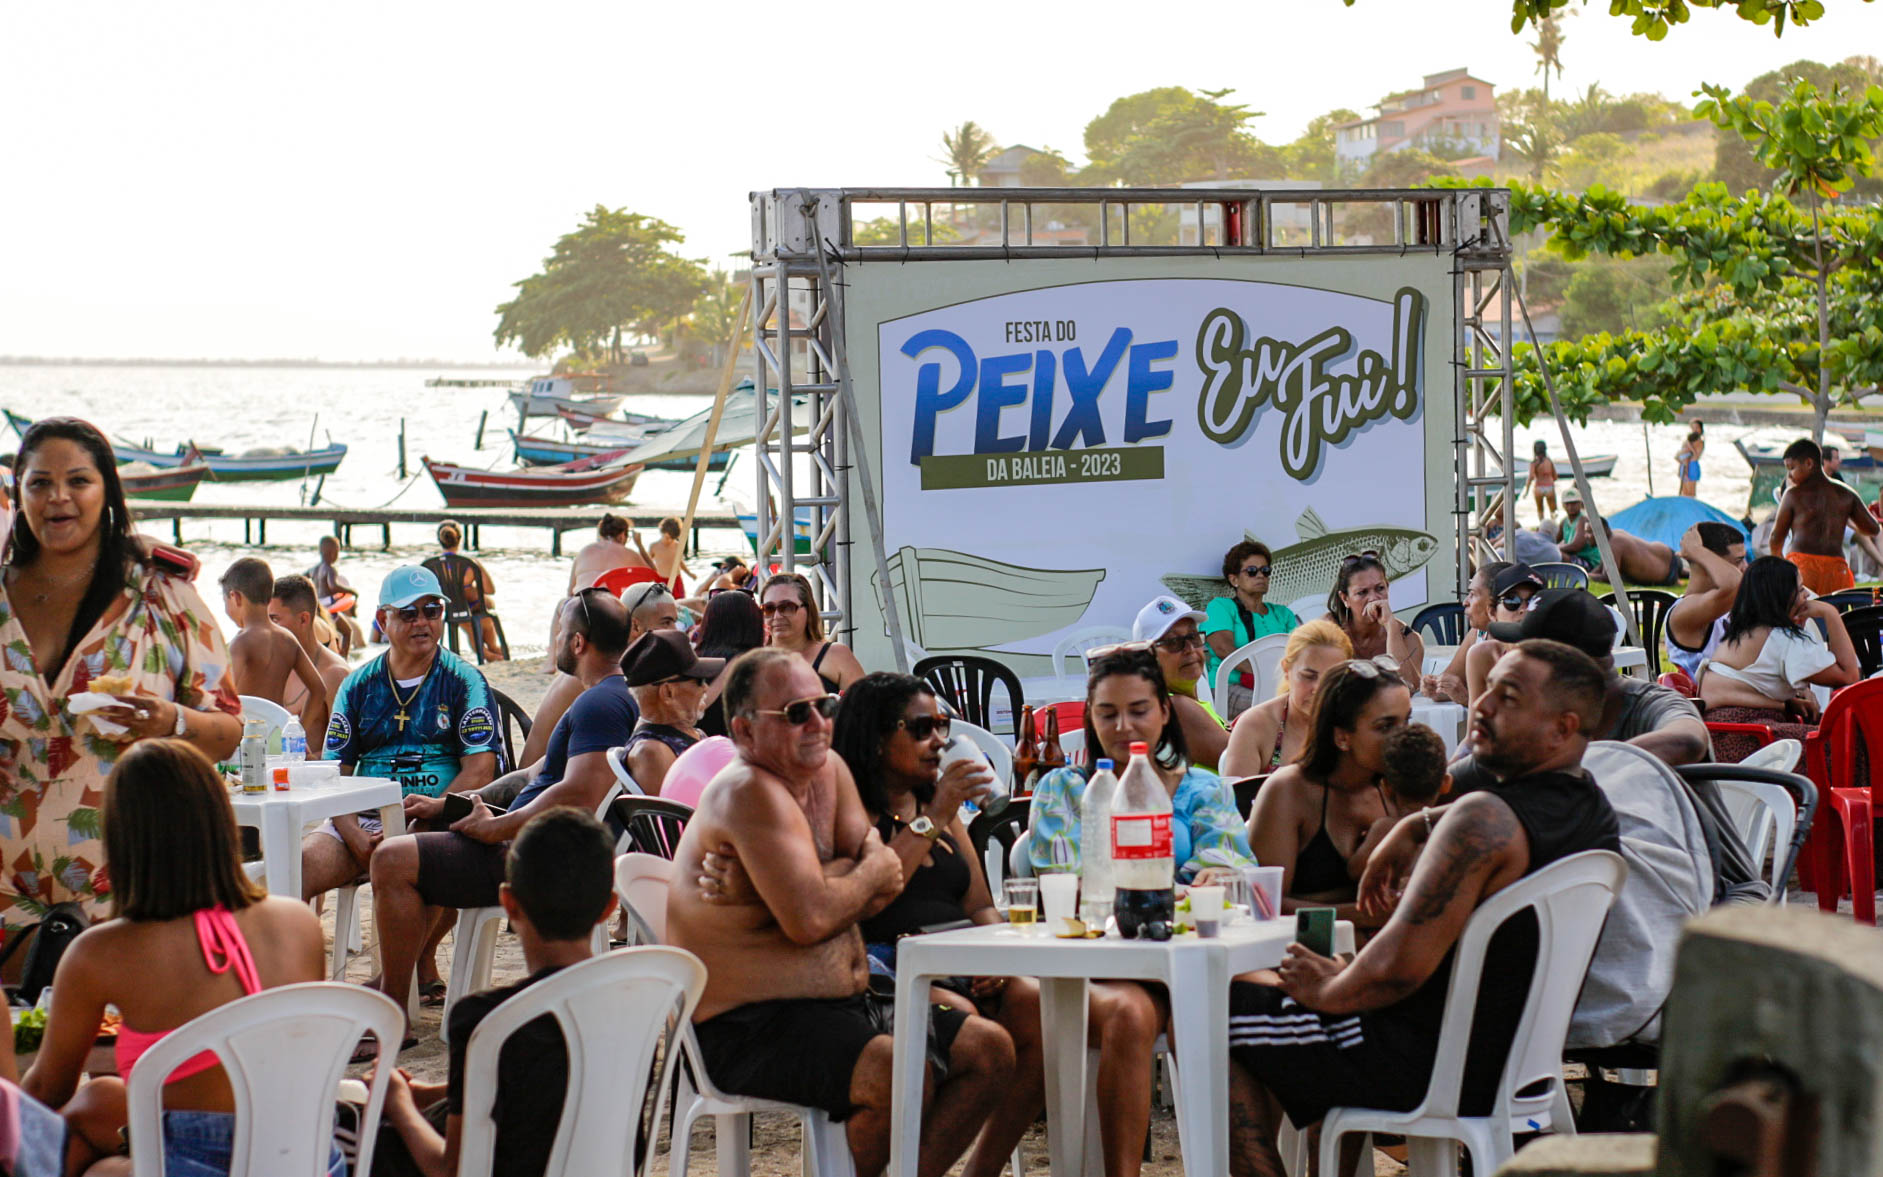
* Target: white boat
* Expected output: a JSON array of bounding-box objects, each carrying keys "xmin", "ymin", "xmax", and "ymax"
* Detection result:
[
  {"xmin": 507, "ymin": 377, "xmax": 627, "ymax": 420},
  {"xmin": 1504, "ymin": 453, "xmax": 1617, "ymax": 479}
]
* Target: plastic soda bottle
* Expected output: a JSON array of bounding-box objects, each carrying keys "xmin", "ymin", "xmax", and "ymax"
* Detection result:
[
  {"xmin": 940, "ymin": 734, "xmax": 1000, "ymax": 817},
  {"xmin": 1079, "ymin": 758, "xmax": 1118, "ymax": 905},
  {"xmin": 1111, "ymin": 741, "xmax": 1174, "ymax": 939},
  {"xmin": 281, "ymin": 716, "xmax": 306, "ymax": 763}
]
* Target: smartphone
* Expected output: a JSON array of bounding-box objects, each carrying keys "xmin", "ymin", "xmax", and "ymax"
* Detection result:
[
  {"xmin": 1294, "ymin": 906, "xmax": 1336, "ymax": 958},
  {"xmin": 441, "ymin": 793, "xmax": 506, "ymax": 822}
]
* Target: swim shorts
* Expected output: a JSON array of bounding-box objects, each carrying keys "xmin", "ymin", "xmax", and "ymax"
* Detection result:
[
  {"xmin": 693, "ymin": 991, "xmax": 969, "ymax": 1119},
  {"xmin": 1227, "ymin": 983, "xmax": 1430, "ymax": 1127},
  {"xmin": 1787, "ymin": 551, "xmax": 1855, "ymax": 596}
]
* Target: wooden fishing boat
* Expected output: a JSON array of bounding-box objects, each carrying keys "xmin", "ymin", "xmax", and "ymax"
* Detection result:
[
  {"xmin": 512, "ymin": 429, "xmax": 728, "ymax": 472},
  {"xmin": 873, "ymin": 546, "xmax": 1107, "ymax": 651},
  {"xmin": 737, "ymin": 511, "xmax": 816, "ymax": 557},
  {"xmin": 5, "ymin": 409, "xmax": 345, "ymax": 481},
  {"xmin": 120, "ymin": 459, "xmax": 209, "ymax": 501},
  {"xmin": 423, "ymin": 453, "xmax": 644, "ymax": 509},
  {"xmin": 1504, "ymin": 453, "xmax": 1618, "ymax": 479},
  {"xmin": 553, "ymin": 403, "xmax": 679, "ymax": 435},
  {"xmin": 507, "ymin": 377, "xmax": 627, "ymax": 420}
]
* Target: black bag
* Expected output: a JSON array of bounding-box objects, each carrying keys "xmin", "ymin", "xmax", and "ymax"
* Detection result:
[{"xmin": 13, "ymin": 902, "xmax": 88, "ymax": 1005}]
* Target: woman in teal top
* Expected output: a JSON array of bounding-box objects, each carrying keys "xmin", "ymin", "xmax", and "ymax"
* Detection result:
[
  {"xmin": 1202, "ymin": 540, "xmax": 1300, "ymax": 719},
  {"xmin": 1024, "ymin": 646, "xmax": 1255, "ymax": 1175}
]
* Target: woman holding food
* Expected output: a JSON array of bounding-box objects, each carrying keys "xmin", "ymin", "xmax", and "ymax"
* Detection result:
[{"xmin": 0, "ymin": 418, "xmax": 242, "ymax": 927}]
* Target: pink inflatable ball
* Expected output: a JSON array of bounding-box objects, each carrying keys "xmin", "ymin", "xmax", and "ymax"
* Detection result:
[{"xmin": 658, "ymin": 736, "xmax": 738, "ymax": 808}]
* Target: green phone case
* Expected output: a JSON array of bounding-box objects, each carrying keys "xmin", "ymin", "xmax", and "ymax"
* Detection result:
[{"xmin": 1294, "ymin": 906, "xmax": 1335, "ymax": 957}]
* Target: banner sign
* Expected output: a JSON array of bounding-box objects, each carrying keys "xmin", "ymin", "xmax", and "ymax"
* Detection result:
[{"xmin": 842, "ymin": 257, "xmax": 1456, "ymax": 674}]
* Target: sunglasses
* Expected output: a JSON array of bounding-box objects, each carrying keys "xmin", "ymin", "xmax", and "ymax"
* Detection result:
[
  {"xmin": 756, "ymin": 693, "xmax": 841, "ymax": 725},
  {"xmin": 1497, "ymin": 592, "xmax": 1530, "ymax": 611},
  {"xmin": 1152, "ymin": 631, "xmax": 1206, "ymax": 652},
  {"xmin": 762, "ymin": 600, "xmax": 803, "ymax": 617},
  {"xmin": 1239, "ymin": 564, "xmax": 1273, "ymax": 577},
  {"xmin": 391, "ymin": 601, "xmax": 446, "ymax": 623},
  {"xmin": 896, "ymin": 715, "xmax": 952, "ymax": 741},
  {"xmin": 1085, "ymin": 639, "xmax": 1155, "ymax": 661},
  {"xmin": 709, "ymin": 585, "xmax": 757, "ymax": 598},
  {"xmin": 1345, "ymin": 654, "xmax": 1401, "ymax": 679},
  {"xmin": 1340, "ymin": 549, "xmax": 1383, "ymax": 567}
]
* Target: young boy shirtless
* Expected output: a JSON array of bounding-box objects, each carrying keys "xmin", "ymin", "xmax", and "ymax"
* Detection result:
[{"xmin": 220, "ymin": 557, "xmax": 331, "ymax": 747}]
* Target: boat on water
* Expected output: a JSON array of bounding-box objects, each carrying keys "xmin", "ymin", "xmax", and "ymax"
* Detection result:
[
  {"xmin": 873, "ymin": 546, "xmax": 1107, "ymax": 652},
  {"xmin": 736, "ymin": 511, "xmax": 816, "ymax": 557},
  {"xmin": 511, "ymin": 429, "xmax": 729, "ymax": 472},
  {"xmin": 508, "ymin": 377, "xmax": 628, "ymax": 420},
  {"xmin": 1737, "ymin": 436, "xmax": 1879, "ymax": 471},
  {"xmin": 554, "ymin": 403, "xmax": 679, "ymax": 435},
  {"xmin": 423, "ymin": 452, "xmax": 644, "ymax": 509},
  {"xmin": 4, "ymin": 409, "xmax": 346, "ymax": 481},
  {"xmin": 1501, "ymin": 453, "xmax": 1619, "ymax": 479},
  {"xmin": 120, "ymin": 458, "xmax": 209, "ymax": 501}
]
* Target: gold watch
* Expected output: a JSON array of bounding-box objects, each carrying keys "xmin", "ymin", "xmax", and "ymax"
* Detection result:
[{"xmin": 908, "ymin": 815, "xmax": 942, "ymax": 842}]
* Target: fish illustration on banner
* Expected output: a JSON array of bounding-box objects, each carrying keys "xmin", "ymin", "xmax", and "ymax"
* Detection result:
[{"xmin": 1160, "ymin": 508, "xmax": 1439, "ymax": 611}]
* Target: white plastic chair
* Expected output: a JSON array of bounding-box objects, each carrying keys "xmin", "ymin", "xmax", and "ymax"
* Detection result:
[
  {"xmin": 611, "ymin": 854, "xmax": 856, "ymax": 1177},
  {"xmin": 1740, "ymin": 738, "xmax": 1804, "ymax": 773},
  {"xmin": 1717, "ymin": 777, "xmax": 1799, "ymax": 904},
  {"xmin": 951, "ymin": 719, "xmax": 1014, "ymax": 787},
  {"xmin": 606, "ymin": 746, "xmax": 646, "ymax": 795},
  {"xmin": 125, "ymin": 982, "xmax": 402, "ymax": 1177},
  {"xmin": 239, "ymin": 694, "xmax": 292, "ymax": 754},
  {"xmin": 1051, "ymin": 626, "xmax": 1133, "ymax": 680},
  {"xmin": 1213, "ymin": 633, "xmax": 1292, "ymax": 714},
  {"xmin": 1317, "ymin": 850, "xmax": 1627, "ymax": 1177},
  {"xmin": 456, "ymin": 947, "xmax": 705, "ymax": 1177}
]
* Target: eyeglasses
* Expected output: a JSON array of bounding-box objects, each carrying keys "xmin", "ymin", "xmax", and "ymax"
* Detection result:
[
  {"xmin": 762, "ymin": 600, "xmax": 803, "ymax": 617},
  {"xmin": 1239, "ymin": 564, "xmax": 1273, "ymax": 577},
  {"xmin": 1345, "ymin": 654, "xmax": 1401, "ymax": 679},
  {"xmin": 896, "ymin": 715, "xmax": 952, "ymax": 741},
  {"xmin": 1152, "ymin": 632, "xmax": 1206, "ymax": 652},
  {"xmin": 756, "ymin": 692, "xmax": 841, "ymax": 725},
  {"xmin": 393, "ymin": 601, "xmax": 446, "ymax": 623}
]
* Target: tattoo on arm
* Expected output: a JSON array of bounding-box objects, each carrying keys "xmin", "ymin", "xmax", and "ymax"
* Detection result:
[{"xmin": 1405, "ymin": 799, "xmax": 1518, "ymax": 925}]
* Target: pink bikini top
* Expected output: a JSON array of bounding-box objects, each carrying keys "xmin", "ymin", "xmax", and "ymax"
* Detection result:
[{"xmin": 113, "ymin": 906, "xmax": 262, "ymax": 1084}]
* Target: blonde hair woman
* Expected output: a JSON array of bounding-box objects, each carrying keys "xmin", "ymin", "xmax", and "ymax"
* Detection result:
[{"xmin": 1219, "ymin": 620, "xmax": 1354, "ymax": 779}]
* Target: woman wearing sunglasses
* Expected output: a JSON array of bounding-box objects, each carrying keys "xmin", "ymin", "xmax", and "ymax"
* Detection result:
[
  {"xmin": 1323, "ymin": 552, "xmax": 1423, "ymax": 693},
  {"xmin": 1459, "ymin": 562, "xmax": 1547, "ymax": 706},
  {"xmin": 1245, "ymin": 659, "xmax": 1407, "ymax": 922},
  {"xmin": 761, "ymin": 571, "xmax": 865, "ymax": 694},
  {"xmin": 1203, "ymin": 540, "xmax": 1301, "ymax": 720},
  {"xmin": 1026, "ymin": 647, "xmax": 1254, "ymax": 1174},
  {"xmin": 1220, "ymin": 619, "xmax": 1352, "ymax": 779}
]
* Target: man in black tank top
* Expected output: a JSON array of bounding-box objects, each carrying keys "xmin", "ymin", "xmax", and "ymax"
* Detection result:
[{"xmin": 1226, "ymin": 640, "xmax": 1620, "ymax": 1176}]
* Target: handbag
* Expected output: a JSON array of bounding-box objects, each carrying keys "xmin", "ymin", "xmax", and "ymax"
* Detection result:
[{"xmin": 8, "ymin": 902, "xmax": 88, "ymax": 1005}]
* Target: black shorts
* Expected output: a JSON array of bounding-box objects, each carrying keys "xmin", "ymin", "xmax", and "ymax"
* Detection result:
[
  {"xmin": 693, "ymin": 991, "xmax": 969, "ymax": 1119},
  {"xmin": 1227, "ymin": 982, "xmax": 1431, "ymax": 1127},
  {"xmin": 414, "ymin": 832, "xmax": 507, "ymax": 910}
]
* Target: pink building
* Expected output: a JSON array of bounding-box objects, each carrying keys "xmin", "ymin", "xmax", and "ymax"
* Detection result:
[{"xmin": 1335, "ymin": 68, "xmax": 1500, "ymax": 170}]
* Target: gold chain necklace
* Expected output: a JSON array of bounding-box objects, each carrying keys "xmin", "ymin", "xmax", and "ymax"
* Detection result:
[{"xmin": 385, "ymin": 658, "xmax": 432, "ymax": 732}]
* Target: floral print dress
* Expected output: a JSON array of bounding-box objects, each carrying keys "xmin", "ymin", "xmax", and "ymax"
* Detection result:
[{"xmin": 0, "ymin": 561, "xmax": 240, "ymax": 925}]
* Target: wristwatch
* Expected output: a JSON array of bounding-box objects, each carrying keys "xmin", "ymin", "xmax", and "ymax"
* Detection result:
[
  {"xmin": 908, "ymin": 815, "xmax": 942, "ymax": 842},
  {"xmin": 173, "ymin": 705, "xmax": 188, "ymax": 737}
]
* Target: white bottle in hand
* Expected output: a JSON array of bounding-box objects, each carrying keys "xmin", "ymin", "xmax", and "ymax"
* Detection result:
[{"xmin": 1079, "ymin": 758, "xmax": 1118, "ymax": 901}]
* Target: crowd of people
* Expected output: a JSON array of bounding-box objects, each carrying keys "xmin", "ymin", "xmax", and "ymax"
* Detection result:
[{"xmin": 0, "ymin": 411, "xmax": 1868, "ymax": 1176}]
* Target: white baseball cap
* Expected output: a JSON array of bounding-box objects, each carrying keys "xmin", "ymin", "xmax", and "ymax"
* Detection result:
[{"xmin": 1132, "ymin": 595, "xmax": 1206, "ymax": 643}]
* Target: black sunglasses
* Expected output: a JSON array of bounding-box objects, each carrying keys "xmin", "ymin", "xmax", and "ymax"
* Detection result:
[
  {"xmin": 393, "ymin": 601, "xmax": 446, "ymax": 623},
  {"xmin": 757, "ymin": 693, "xmax": 841, "ymax": 725},
  {"xmin": 896, "ymin": 715, "xmax": 952, "ymax": 741},
  {"xmin": 1239, "ymin": 564, "xmax": 1273, "ymax": 577},
  {"xmin": 709, "ymin": 585, "xmax": 757, "ymax": 598},
  {"xmin": 1497, "ymin": 592, "xmax": 1530, "ymax": 611},
  {"xmin": 1340, "ymin": 549, "xmax": 1382, "ymax": 567}
]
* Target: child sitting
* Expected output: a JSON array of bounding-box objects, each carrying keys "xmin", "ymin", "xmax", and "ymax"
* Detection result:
[{"xmin": 1347, "ymin": 723, "xmax": 1452, "ymax": 880}]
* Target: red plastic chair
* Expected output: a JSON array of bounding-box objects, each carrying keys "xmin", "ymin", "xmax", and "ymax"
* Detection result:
[
  {"xmin": 1658, "ymin": 671, "xmax": 1696, "ymax": 698},
  {"xmin": 1035, "ymin": 701, "xmax": 1086, "ymax": 742},
  {"xmin": 1798, "ymin": 678, "xmax": 1883, "ymax": 925},
  {"xmin": 592, "ymin": 566, "xmax": 664, "ymax": 596}
]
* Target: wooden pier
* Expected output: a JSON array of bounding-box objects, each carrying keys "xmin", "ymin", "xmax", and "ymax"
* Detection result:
[{"xmin": 128, "ymin": 503, "xmax": 740, "ymax": 557}]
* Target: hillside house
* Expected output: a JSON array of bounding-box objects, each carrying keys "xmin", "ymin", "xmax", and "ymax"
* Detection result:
[{"xmin": 1335, "ymin": 68, "xmax": 1500, "ymax": 169}]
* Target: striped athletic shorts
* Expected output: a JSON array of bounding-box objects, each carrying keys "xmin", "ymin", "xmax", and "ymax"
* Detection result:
[{"xmin": 1226, "ymin": 983, "xmax": 1430, "ymax": 1126}]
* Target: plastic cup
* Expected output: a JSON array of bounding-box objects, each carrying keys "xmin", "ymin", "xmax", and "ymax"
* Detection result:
[
  {"xmin": 1002, "ymin": 879, "xmax": 1040, "ymax": 930},
  {"xmin": 1244, "ymin": 866, "xmax": 1285, "ymax": 920},
  {"xmin": 1079, "ymin": 896, "xmax": 1113, "ymax": 935},
  {"xmin": 1040, "ymin": 873, "xmax": 1081, "ymax": 936},
  {"xmin": 1190, "ymin": 884, "xmax": 1225, "ymax": 937},
  {"xmin": 1222, "ymin": 875, "xmax": 1251, "ymax": 922}
]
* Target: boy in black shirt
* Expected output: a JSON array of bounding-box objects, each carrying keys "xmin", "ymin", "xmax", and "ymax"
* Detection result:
[{"xmin": 374, "ymin": 807, "xmax": 617, "ymax": 1177}]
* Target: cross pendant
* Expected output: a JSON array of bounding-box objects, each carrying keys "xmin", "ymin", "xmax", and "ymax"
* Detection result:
[{"xmin": 394, "ymin": 709, "xmax": 410, "ymax": 732}]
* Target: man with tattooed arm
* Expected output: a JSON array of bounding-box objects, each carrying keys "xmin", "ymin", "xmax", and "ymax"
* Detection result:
[{"xmin": 1223, "ymin": 640, "xmax": 1620, "ymax": 1176}]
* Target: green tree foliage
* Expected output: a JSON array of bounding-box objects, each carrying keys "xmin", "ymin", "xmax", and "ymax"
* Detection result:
[
  {"xmin": 1500, "ymin": 89, "xmax": 1565, "ymax": 181},
  {"xmin": 1018, "ymin": 147, "xmax": 1076, "ymax": 186},
  {"xmin": 1558, "ymin": 255, "xmax": 1676, "ymax": 336},
  {"xmin": 682, "ymin": 269, "xmax": 745, "ymax": 365},
  {"xmin": 1281, "ymin": 109, "xmax": 1360, "ymax": 183},
  {"xmin": 938, "ymin": 121, "xmax": 999, "ymax": 185},
  {"xmin": 1360, "ymin": 149, "xmax": 1460, "ymax": 187},
  {"xmin": 1505, "ymin": 0, "xmax": 1840, "ymax": 40},
  {"xmin": 1714, "ymin": 59, "xmax": 1883, "ymax": 193},
  {"xmin": 1532, "ymin": 13, "xmax": 1568, "ymax": 98},
  {"xmin": 494, "ymin": 207, "xmax": 707, "ymax": 362},
  {"xmin": 1083, "ymin": 87, "xmax": 1274, "ymax": 185},
  {"xmin": 850, "ymin": 216, "xmax": 964, "ymax": 246}
]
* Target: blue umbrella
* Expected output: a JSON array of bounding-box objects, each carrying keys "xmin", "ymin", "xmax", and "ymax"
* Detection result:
[{"xmin": 1605, "ymin": 496, "xmax": 1747, "ymax": 551}]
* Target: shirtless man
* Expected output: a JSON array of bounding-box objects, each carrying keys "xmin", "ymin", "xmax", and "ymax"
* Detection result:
[
  {"xmin": 1664, "ymin": 523, "xmax": 1747, "ymax": 679},
  {"xmin": 647, "ymin": 516, "xmax": 684, "ymax": 585},
  {"xmin": 667, "ymin": 648, "xmax": 1013, "ymax": 1177},
  {"xmin": 550, "ymin": 513, "xmax": 650, "ymax": 663},
  {"xmin": 219, "ymin": 557, "xmax": 330, "ymax": 744},
  {"xmin": 307, "ymin": 535, "xmax": 362, "ymax": 652},
  {"xmin": 1770, "ymin": 438, "xmax": 1879, "ymax": 595},
  {"xmin": 1556, "ymin": 486, "xmax": 1684, "ymax": 586},
  {"xmin": 268, "ymin": 574, "xmax": 351, "ymax": 728}
]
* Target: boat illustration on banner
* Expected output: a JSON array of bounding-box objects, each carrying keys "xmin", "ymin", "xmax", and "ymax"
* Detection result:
[
  {"xmin": 874, "ymin": 547, "xmax": 1107, "ymax": 652},
  {"xmin": 1160, "ymin": 509, "xmax": 1440, "ymax": 610}
]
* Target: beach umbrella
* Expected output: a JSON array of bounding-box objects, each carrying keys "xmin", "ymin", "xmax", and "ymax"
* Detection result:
[
  {"xmin": 1605, "ymin": 496, "xmax": 1747, "ymax": 551},
  {"xmin": 619, "ymin": 385, "xmax": 812, "ymax": 468}
]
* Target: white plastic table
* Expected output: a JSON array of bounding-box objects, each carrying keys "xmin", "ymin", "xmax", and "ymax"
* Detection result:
[
  {"xmin": 228, "ymin": 775, "xmax": 404, "ymax": 899},
  {"xmin": 1409, "ymin": 699, "xmax": 1467, "ymax": 752},
  {"xmin": 890, "ymin": 918, "xmax": 1294, "ymax": 1177}
]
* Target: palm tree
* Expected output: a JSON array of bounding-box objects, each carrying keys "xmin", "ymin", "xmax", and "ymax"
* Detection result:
[
  {"xmin": 1531, "ymin": 14, "xmax": 1567, "ymax": 100},
  {"xmin": 938, "ymin": 121, "xmax": 999, "ymax": 186}
]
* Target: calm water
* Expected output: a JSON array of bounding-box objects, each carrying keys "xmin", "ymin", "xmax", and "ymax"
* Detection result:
[
  {"xmin": 2, "ymin": 364, "xmax": 745, "ymax": 656},
  {"xmin": 1, "ymin": 363, "xmax": 1835, "ymax": 655}
]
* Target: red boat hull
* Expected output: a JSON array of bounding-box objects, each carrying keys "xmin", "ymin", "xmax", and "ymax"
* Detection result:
[{"xmin": 422, "ymin": 456, "xmax": 643, "ymax": 510}]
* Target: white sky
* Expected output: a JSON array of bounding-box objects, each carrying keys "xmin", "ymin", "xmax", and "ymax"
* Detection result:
[{"xmin": 5, "ymin": 0, "xmax": 1880, "ymax": 362}]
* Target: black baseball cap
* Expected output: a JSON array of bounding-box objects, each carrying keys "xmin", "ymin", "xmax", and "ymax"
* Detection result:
[
  {"xmin": 1491, "ymin": 562, "xmax": 1545, "ymax": 597},
  {"xmin": 623, "ymin": 629, "xmax": 725, "ymax": 686},
  {"xmin": 1486, "ymin": 588, "xmax": 1616, "ymax": 661}
]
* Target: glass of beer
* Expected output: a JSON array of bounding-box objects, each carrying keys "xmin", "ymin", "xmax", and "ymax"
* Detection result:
[{"xmin": 1002, "ymin": 879, "xmax": 1040, "ymax": 930}]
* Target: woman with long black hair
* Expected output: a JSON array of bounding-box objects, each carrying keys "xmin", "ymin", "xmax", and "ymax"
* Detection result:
[{"xmin": 1699, "ymin": 555, "xmax": 1858, "ymax": 760}]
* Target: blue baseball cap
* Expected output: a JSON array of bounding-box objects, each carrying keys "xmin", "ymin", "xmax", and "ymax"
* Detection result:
[{"xmin": 378, "ymin": 565, "xmax": 446, "ymax": 608}]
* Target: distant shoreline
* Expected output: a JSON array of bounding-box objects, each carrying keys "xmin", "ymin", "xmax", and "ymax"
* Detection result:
[{"xmin": 0, "ymin": 356, "xmax": 536, "ymax": 370}]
